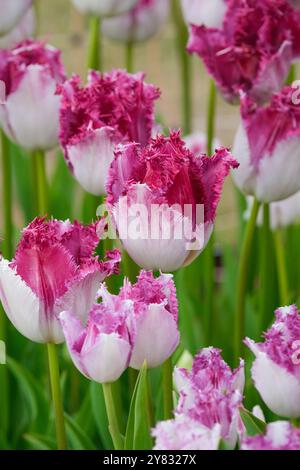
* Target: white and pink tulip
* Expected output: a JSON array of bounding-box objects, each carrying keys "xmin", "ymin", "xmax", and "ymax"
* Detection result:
[
  {"xmin": 241, "ymin": 421, "xmax": 300, "ymax": 450},
  {"xmin": 0, "ymin": 0, "xmax": 32, "ymax": 36},
  {"xmin": 71, "ymin": 0, "xmax": 139, "ymax": 17}
]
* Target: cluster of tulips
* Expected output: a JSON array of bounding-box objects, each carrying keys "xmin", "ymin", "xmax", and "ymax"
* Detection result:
[{"xmin": 1, "ymin": 0, "xmax": 300, "ymax": 452}]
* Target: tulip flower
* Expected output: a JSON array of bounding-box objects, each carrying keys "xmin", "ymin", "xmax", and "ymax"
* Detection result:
[
  {"xmin": 71, "ymin": 0, "xmax": 139, "ymax": 17},
  {"xmin": 152, "ymin": 416, "xmax": 221, "ymax": 450},
  {"xmin": 0, "ymin": 40, "xmax": 66, "ymax": 151},
  {"xmin": 174, "ymin": 347, "xmax": 244, "ymax": 448},
  {"xmin": 59, "ymin": 70, "xmax": 160, "ymax": 196},
  {"xmin": 245, "ymin": 305, "xmax": 300, "ymax": 419},
  {"xmin": 0, "ymin": 217, "xmax": 120, "ymax": 344},
  {"xmin": 122, "ymin": 270, "xmax": 179, "ymax": 369},
  {"xmin": 184, "ymin": 131, "xmax": 221, "ymax": 157},
  {"xmin": 246, "ymin": 193, "xmax": 300, "ymax": 230},
  {"xmin": 232, "ymin": 87, "xmax": 300, "ymax": 203},
  {"xmin": 241, "ymin": 421, "xmax": 300, "ymax": 450},
  {"xmin": 180, "ymin": 0, "xmax": 227, "ymax": 29},
  {"xmin": 102, "ymin": 0, "xmax": 170, "ymax": 43},
  {"xmin": 106, "ymin": 131, "xmax": 238, "ymax": 272},
  {"xmin": 0, "ymin": 8, "xmax": 35, "ymax": 49},
  {"xmin": 187, "ymin": 0, "xmax": 300, "ymax": 103},
  {"xmin": 0, "ymin": 0, "xmax": 32, "ymax": 36}
]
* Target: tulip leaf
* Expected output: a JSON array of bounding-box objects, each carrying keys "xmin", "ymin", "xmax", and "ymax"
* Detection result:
[
  {"xmin": 23, "ymin": 433, "xmax": 56, "ymax": 450},
  {"xmin": 240, "ymin": 408, "xmax": 266, "ymax": 436},
  {"xmin": 65, "ymin": 413, "xmax": 97, "ymax": 450},
  {"xmin": 90, "ymin": 381, "xmax": 113, "ymax": 449},
  {"xmin": 124, "ymin": 362, "xmax": 153, "ymax": 450}
]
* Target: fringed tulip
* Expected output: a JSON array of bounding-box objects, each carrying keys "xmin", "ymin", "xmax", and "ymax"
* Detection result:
[
  {"xmin": 184, "ymin": 131, "xmax": 221, "ymax": 157},
  {"xmin": 233, "ymin": 87, "xmax": 300, "ymax": 202},
  {"xmin": 59, "ymin": 70, "xmax": 160, "ymax": 196},
  {"xmin": 0, "ymin": 40, "xmax": 66, "ymax": 151},
  {"xmin": 241, "ymin": 421, "xmax": 300, "ymax": 450},
  {"xmin": 152, "ymin": 416, "xmax": 221, "ymax": 450},
  {"xmin": 0, "ymin": 8, "xmax": 35, "ymax": 49},
  {"xmin": 102, "ymin": 0, "xmax": 170, "ymax": 43},
  {"xmin": 106, "ymin": 131, "xmax": 238, "ymax": 272},
  {"xmin": 245, "ymin": 305, "xmax": 300, "ymax": 418},
  {"xmin": 187, "ymin": 0, "xmax": 300, "ymax": 103},
  {"xmin": 71, "ymin": 0, "xmax": 139, "ymax": 17},
  {"xmin": 246, "ymin": 193, "xmax": 300, "ymax": 230},
  {"xmin": 174, "ymin": 347, "xmax": 244, "ymax": 448},
  {"xmin": 0, "ymin": 0, "xmax": 32, "ymax": 36},
  {"xmin": 181, "ymin": 0, "xmax": 227, "ymax": 29},
  {"xmin": 0, "ymin": 218, "xmax": 120, "ymax": 344}
]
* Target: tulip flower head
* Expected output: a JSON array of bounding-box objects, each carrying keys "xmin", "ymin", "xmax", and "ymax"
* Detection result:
[
  {"xmin": 184, "ymin": 131, "xmax": 221, "ymax": 157},
  {"xmin": 152, "ymin": 416, "xmax": 221, "ymax": 450},
  {"xmin": 0, "ymin": 0, "xmax": 32, "ymax": 36},
  {"xmin": 174, "ymin": 347, "xmax": 245, "ymax": 448},
  {"xmin": 0, "ymin": 40, "xmax": 66, "ymax": 151},
  {"xmin": 233, "ymin": 87, "xmax": 300, "ymax": 203},
  {"xmin": 102, "ymin": 0, "xmax": 170, "ymax": 43},
  {"xmin": 0, "ymin": 217, "xmax": 120, "ymax": 344},
  {"xmin": 187, "ymin": 0, "xmax": 300, "ymax": 103},
  {"xmin": 59, "ymin": 70, "xmax": 160, "ymax": 196},
  {"xmin": 245, "ymin": 305, "xmax": 300, "ymax": 419},
  {"xmin": 71, "ymin": 0, "xmax": 139, "ymax": 17},
  {"xmin": 181, "ymin": 0, "xmax": 228, "ymax": 29},
  {"xmin": 241, "ymin": 421, "xmax": 300, "ymax": 450},
  {"xmin": 0, "ymin": 8, "xmax": 35, "ymax": 49},
  {"xmin": 106, "ymin": 131, "xmax": 238, "ymax": 272}
]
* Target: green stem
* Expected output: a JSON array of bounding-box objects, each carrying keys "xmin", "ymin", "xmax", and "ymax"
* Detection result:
[
  {"xmin": 259, "ymin": 204, "xmax": 270, "ymax": 330},
  {"xmin": 171, "ymin": 0, "xmax": 192, "ymax": 134},
  {"xmin": 287, "ymin": 64, "xmax": 296, "ymax": 85},
  {"xmin": 102, "ymin": 382, "xmax": 124, "ymax": 450},
  {"xmin": 235, "ymin": 199, "xmax": 260, "ymax": 359},
  {"xmin": 125, "ymin": 41, "xmax": 134, "ymax": 73},
  {"xmin": 273, "ymin": 229, "xmax": 289, "ymax": 305},
  {"xmin": 47, "ymin": 344, "xmax": 68, "ymax": 450},
  {"xmin": 162, "ymin": 357, "xmax": 173, "ymax": 420},
  {"xmin": 206, "ymin": 80, "xmax": 217, "ymax": 156},
  {"xmin": 32, "ymin": 150, "xmax": 48, "ymax": 215},
  {"xmin": 87, "ymin": 15, "xmax": 102, "ymax": 71}
]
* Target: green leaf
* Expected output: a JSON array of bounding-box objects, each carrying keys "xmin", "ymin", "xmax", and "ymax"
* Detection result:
[
  {"xmin": 65, "ymin": 413, "xmax": 97, "ymax": 450},
  {"xmin": 23, "ymin": 433, "xmax": 56, "ymax": 450},
  {"xmin": 90, "ymin": 381, "xmax": 113, "ymax": 449},
  {"xmin": 240, "ymin": 408, "xmax": 266, "ymax": 436},
  {"xmin": 10, "ymin": 142, "xmax": 34, "ymax": 223},
  {"xmin": 125, "ymin": 362, "xmax": 153, "ymax": 450}
]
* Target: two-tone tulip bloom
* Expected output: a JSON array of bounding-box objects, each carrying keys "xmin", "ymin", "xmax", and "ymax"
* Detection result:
[
  {"xmin": 106, "ymin": 131, "xmax": 238, "ymax": 272},
  {"xmin": 0, "ymin": 8, "xmax": 35, "ymax": 49},
  {"xmin": 246, "ymin": 193, "xmax": 300, "ymax": 230},
  {"xmin": 102, "ymin": 0, "xmax": 170, "ymax": 43},
  {"xmin": 181, "ymin": 0, "xmax": 227, "ymax": 29},
  {"xmin": 174, "ymin": 348, "xmax": 244, "ymax": 448},
  {"xmin": 60, "ymin": 270, "xmax": 179, "ymax": 377},
  {"xmin": 152, "ymin": 416, "xmax": 221, "ymax": 450},
  {"xmin": 245, "ymin": 305, "xmax": 300, "ymax": 419},
  {"xmin": 71, "ymin": 0, "xmax": 138, "ymax": 17},
  {"xmin": 187, "ymin": 0, "xmax": 300, "ymax": 103},
  {"xmin": 233, "ymin": 87, "xmax": 300, "ymax": 203},
  {"xmin": 184, "ymin": 131, "xmax": 221, "ymax": 157},
  {"xmin": 0, "ymin": 217, "xmax": 120, "ymax": 344},
  {"xmin": 241, "ymin": 421, "xmax": 300, "ymax": 450},
  {"xmin": 59, "ymin": 70, "xmax": 160, "ymax": 196},
  {"xmin": 0, "ymin": 0, "xmax": 32, "ymax": 36},
  {"xmin": 0, "ymin": 40, "xmax": 66, "ymax": 151}
]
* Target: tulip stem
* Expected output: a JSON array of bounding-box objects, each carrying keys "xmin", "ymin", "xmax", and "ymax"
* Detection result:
[
  {"xmin": 172, "ymin": 0, "xmax": 192, "ymax": 134},
  {"xmin": 273, "ymin": 229, "xmax": 289, "ymax": 305},
  {"xmin": 235, "ymin": 198, "xmax": 260, "ymax": 360},
  {"xmin": 259, "ymin": 204, "xmax": 271, "ymax": 330},
  {"xmin": 103, "ymin": 382, "xmax": 124, "ymax": 450},
  {"xmin": 88, "ymin": 15, "xmax": 102, "ymax": 71},
  {"xmin": 125, "ymin": 41, "xmax": 134, "ymax": 73},
  {"xmin": 32, "ymin": 150, "xmax": 48, "ymax": 215},
  {"xmin": 207, "ymin": 80, "xmax": 216, "ymax": 156},
  {"xmin": 47, "ymin": 343, "xmax": 68, "ymax": 450},
  {"xmin": 162, "ymin": 357, "xmax": 173, "ymax": 420}
]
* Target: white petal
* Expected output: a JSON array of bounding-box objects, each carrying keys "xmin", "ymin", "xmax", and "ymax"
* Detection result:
[
  {"xmin": 72, "ymin": 0, "xmax": 137, "ymax": 17},
  {"xmin": 232, "ymin": 124, "xmax": 257, "ymax": 196},
  {"xmin": 181, "ymin": 0, "xmax": 227, "ymax": 28},
  {"xmin": 0, "ymin": 0, "xmax": 31, "ymax": 35},
  {"xmin": 0, "ymin": 8, "xmax": 35, "ymax": 49}
]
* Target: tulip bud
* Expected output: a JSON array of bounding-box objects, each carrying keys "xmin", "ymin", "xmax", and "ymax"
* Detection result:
[
  {"xmin": 59, "ymin": 70, "xmax": 160, "ymax": 196},
  {"xmin": 71, "ymin": 0, "xmax": 139, "ymax": 17},
  {"xmin": 0, "ymin": 217, "xmax": 120, "ymax": 344},
  {"xmin": 187, "ymin": 0, "xmax": 300, "ymax": 103},
  {"xmin": 241, "ymin": 421, "xmax": 300, "ymax": 450},
  {"xmin": 184, "ymin": 131, "xmax": 221, "ymax": 157},
  {"xmin": 0, "ymin": 40, "xmax": 66, "ymax": 151},
  {"xmin": 245, "ymin": 193, "xmax": 300, "ymax": 230},
  {"xmin": 106, "ymin": 131, "xmax": 238, "ymax": 272},
  {"xmin": 102, "ymin": 0, "xmax": 170, "ymax": 43},
  {"xmin": 152, "ymin": 416, "xmax": 221, "ymax": 450},
  {"xmin": 233, "ymin": 87, "xmax": 300, "ymax": 202},
  {"xmin": 0, "ymin": 8, "xmax": 35, "ymax": 49},
  {"xmin": 245, "ymin": 305, "xmax": 300, "ymax": 419},
  {"xmin": 174, "ymin": 347, "xmax": 244, "ymax": 448},
  {"xmin": 181, "ymin": 0, "xmax": 227, "ymax": 29},
  {"xmin": 0, "ymin": 0, "xmax": 32, "ymax": 36}
]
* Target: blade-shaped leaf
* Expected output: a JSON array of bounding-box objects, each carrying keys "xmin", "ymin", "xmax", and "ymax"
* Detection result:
[{"xmin": 240, "ymin": 408, "xmax": 266, "ymax": 436}]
